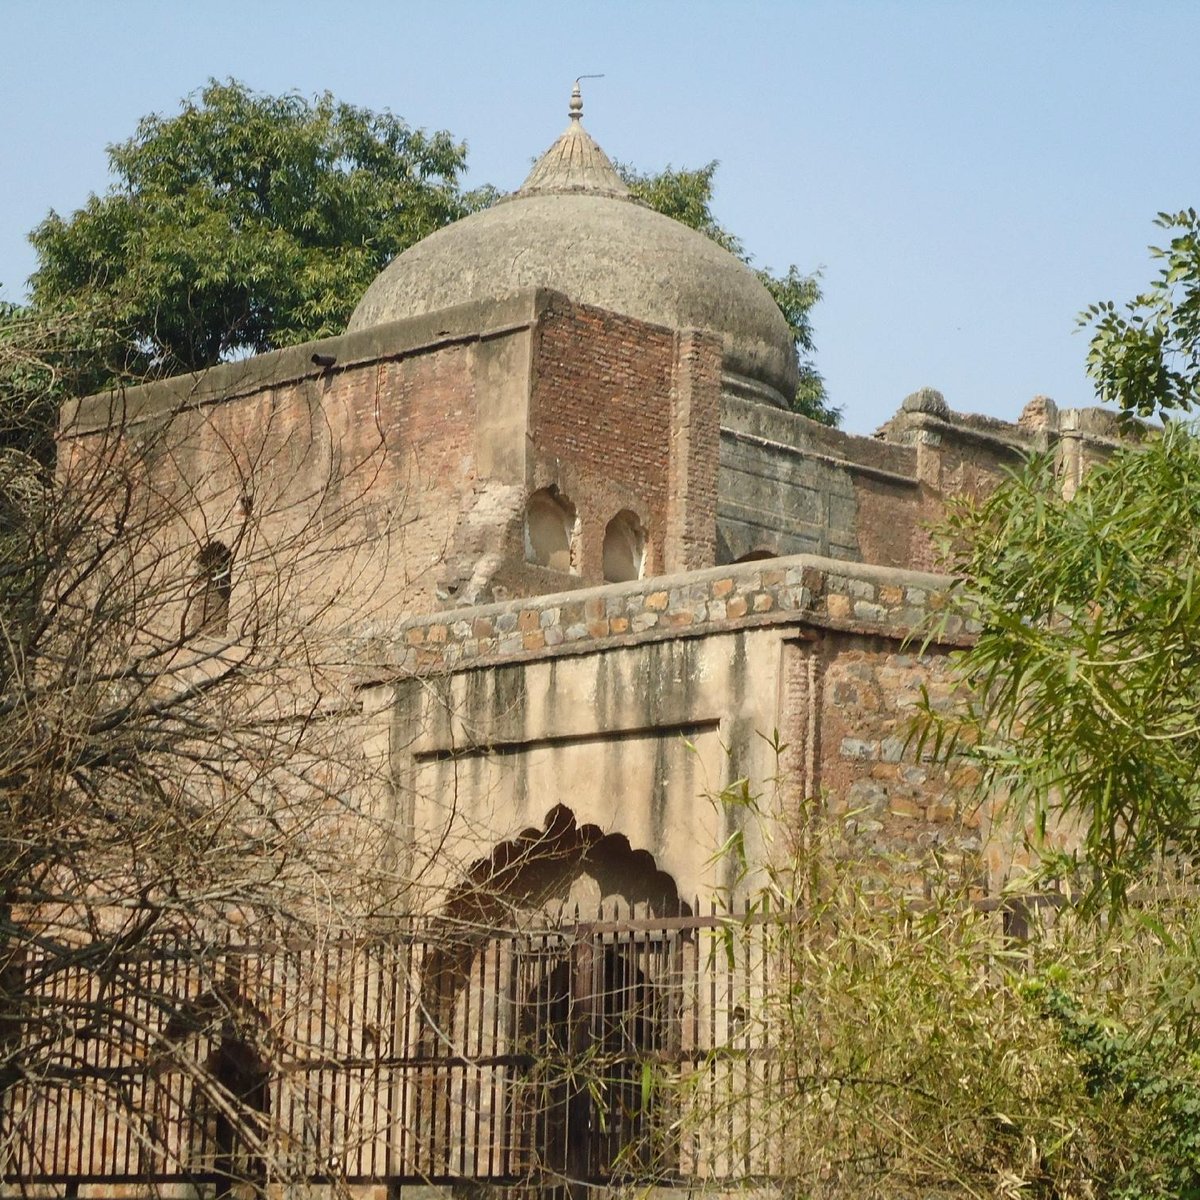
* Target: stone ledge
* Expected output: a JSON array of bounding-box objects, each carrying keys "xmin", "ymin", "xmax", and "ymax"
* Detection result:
[
  {"xmin": 355, "ymin": 553, "xmax": 972, "ymax": 682},
  {"xmin": 721, "ymin": 394, "xmax": 918, "ymax": 477}
]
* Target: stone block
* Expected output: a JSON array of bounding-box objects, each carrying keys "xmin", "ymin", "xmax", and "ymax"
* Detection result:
[
  {"xmin": 826, "ymin": 593, "xmax": 852, "ymax": 620},
  {"xmin": 840, "ymin": 737, "xmax": 880, "ymax": 761},
  {"xmin": 853, "ymin": 600, "xmax": 887, "ymax": 622}
]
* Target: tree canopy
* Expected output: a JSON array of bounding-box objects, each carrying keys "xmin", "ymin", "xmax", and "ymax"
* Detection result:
[
  {"xmin": 923, "ymin": 425, "xmax": 1200, "ymax": 907},
  {"xmin": 1081, "ymin": 209, "xmax": 1200, "ymax": 420},
  {"xmin": 29, "ymin": 79, "xmax": 490, "ymax": 376},
  {"xmin": 923, "ymin": 216, "xmax": 1200, "ymax": 908}
]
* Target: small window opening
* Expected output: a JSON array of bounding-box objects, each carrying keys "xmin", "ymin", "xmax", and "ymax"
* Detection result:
[
  {"xmin": 186, "ymin": 542, "xmax": 232, "ymax": 637},
  {"xmin": 525, "ymin": 488, "xmax": 578, "ymax": 574},
  {"xmin": 602, "ymin": 511, "xmax": 646, "ymax": 583}
]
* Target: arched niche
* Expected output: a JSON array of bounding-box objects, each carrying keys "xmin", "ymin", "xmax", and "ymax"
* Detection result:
[
  {"xmin": 525, "ymin": 488, "xmax": 578, "ymax": 574},
  {"xmin": 602, "ymin": 510, "xmax": 647, "ymax": 583},
  {"xmin": 186, "ymin": 541, "xmax": 232, "ymax": 637},
  {"xmin": 734, "ymin": 548, "xmax": 776, "ymax": 563},
  {"xmin": 153, "ymin": 988, "xmax": 269, "ymax": 1187}
]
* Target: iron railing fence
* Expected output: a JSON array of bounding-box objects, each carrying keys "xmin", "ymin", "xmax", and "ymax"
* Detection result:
[
  {"xmin": 0, "ymin": 897, "xmax": 1055, "ymax": 1196},
  {"xmin": 1, "ymin": 904, "xmax": 777, "ymax": 1194}
]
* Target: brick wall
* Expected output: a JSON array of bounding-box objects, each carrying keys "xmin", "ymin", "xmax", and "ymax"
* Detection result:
[
  {"xmin": 528, "ymin": 296, "xmax": 679, "ymax": 578},
  {"xmin": 667, "ymin": 330, "xmax": 722, "ymax": 570},
  {"xmin": 63, "ymin": 327, "xmax": 494, "ymax": 628}
]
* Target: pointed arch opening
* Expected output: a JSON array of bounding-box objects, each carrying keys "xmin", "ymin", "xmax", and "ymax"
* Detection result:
[
  {"xmin": 525, "ymin": 488, "xmax": 578, "ymax": 574},
  {"xmin": 602, "ymin": 510, "xmax": 646, "ymax": 583},
  {"xmin": 419, "ymin": 807, "xmax": 688, "ymax": 1189}
]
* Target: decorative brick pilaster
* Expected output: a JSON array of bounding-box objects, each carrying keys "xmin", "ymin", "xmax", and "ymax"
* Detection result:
[{"xmin": 665, "ymin": 330, "xmax": 721, "ymax": 572}]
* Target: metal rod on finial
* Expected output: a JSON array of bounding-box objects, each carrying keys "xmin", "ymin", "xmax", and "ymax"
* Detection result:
[{"xmin": 571, "ymin": 74, "xmax": 605, "ymax": 121}]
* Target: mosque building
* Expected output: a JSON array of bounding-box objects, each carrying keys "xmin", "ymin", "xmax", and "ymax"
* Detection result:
[
  {"xmin": 20, "ymin": 85, "xmax": 1129, "ymax": 1192},
  {"xmin": 64, "ymin": 84, "xmax": 1127, "ymax": 910}
]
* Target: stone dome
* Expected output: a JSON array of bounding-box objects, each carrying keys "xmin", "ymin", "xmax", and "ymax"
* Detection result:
[{"xmin": 347, "ymin": 87, "xmax": 799, "ymax": 406}]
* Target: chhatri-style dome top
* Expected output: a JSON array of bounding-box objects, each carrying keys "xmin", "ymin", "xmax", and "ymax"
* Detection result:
[
  {"xmin": 347, "ymin": 84, "xmax": 799, "ymax": 405},
  {"xmin": 516, "ymin": 81, "xmax": 632, "ymax": 200}
]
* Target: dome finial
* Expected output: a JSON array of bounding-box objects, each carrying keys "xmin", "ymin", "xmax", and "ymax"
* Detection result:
[
  {"xmin": 513, "ymin": 75, "xmax": 629, "ymax": 201},
  {"xmin": 571, "ymin": 75, "xmax": 604, "ymax": 122}
]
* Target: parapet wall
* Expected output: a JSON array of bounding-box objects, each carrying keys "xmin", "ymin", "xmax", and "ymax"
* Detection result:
[
  {"xmin": 718, "ymin": 387, "xmax": 1129, "ymax": 572},
  {"xmin": 719, "ymin": 397, "xmax": 922, "ymax": 564},
  {"xmin": 363, "ymin": 552, "xmax": 970, "ymax": 681}
]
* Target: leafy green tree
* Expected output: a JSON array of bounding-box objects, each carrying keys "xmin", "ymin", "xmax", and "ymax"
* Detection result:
[
  {"xmin": 619, "ymin": 162, "xmax": 837, "ymax": 425},
  {"xmin": 29, "ymin": 79, "xmax": 490, "ymax": 376},
  {"xmin": 921, "ymin": 423, "xmax": 1200, "ymax": 909},
  {"xmin": 917, "ymin": 218, "xmax": 1200, "ymax": 909},
  {"xmin": 1082, "ymin": 209, "xmax": 1200, "ymax": 420}
]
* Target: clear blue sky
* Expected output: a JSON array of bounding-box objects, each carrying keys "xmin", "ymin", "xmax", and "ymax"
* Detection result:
[{"xmin": 3, "ymin": 1, "xmax": 1196, "ymax": 433}]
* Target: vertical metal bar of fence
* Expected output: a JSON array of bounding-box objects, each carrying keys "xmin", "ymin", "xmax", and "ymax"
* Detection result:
[
  {"xmin": 396, "ymin": 930, "xmax": 414, "ymax": 1179},
  {"xmin": 564, "ymin": 919, "xmax": 592, "ymax": 1199}
]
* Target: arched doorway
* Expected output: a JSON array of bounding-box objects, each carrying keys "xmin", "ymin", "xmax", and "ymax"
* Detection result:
[{"xmin": 416, "ymin": 807, "xmax": 689, "ymax": 1193}]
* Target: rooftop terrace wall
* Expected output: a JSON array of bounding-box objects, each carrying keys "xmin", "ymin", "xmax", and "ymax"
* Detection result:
[{"xmin": 359, "ymin": 552, "xmax": 970, "ymax": 681}]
